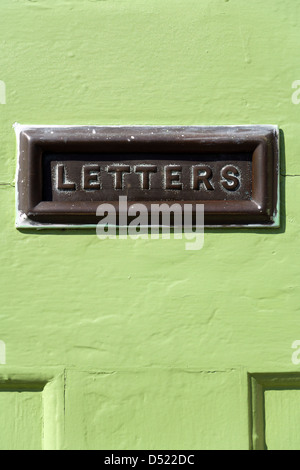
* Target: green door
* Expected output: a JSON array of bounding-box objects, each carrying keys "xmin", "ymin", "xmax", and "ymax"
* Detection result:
[{"xmin": 0, "ymin": 0, "xmax": 299, "ymax": 450}]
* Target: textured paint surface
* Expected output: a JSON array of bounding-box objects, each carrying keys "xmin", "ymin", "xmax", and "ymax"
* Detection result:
[
  {"xmin": 0, "ymin": 0, "xmax": 299, "ymax": 450},
  {"xmin": 0, "ymin": 390, "xmax": 42, "ymax": 450},
  {"xmin": 265, "ymin": 390, "xmax": 300, "ymax": 450}
]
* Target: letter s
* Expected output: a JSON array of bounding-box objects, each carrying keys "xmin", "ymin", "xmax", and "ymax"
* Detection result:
[
  {"xmin": 221, "ymin": 165, "xmax": 240, "ymax": 191},
  {"xmin": 292, "ymin": 80, "xmax": 300, "ymax": 105},
  {"xmin": 291, "ymin": 340, "xmax": 300, "ymax": 365}
]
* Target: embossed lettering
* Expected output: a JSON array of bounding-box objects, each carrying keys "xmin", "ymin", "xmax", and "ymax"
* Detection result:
[
  {"xmin": 107, "ymin": 165, "xmax": 131, "ymax": 190},
  {"xmin": 135, "ymin": 165, "xmax": 157, "ymax": 190},
  {"xmin": 82, "ymin": 164, "xmax": 101, "ymax": 190},
  {"xmin": 165, "ymin": 165, "xmax": 182, "ymax": 190},
  {"xmin": 56, "ymin": 164, "xmax": 76, "ymax": 191},
  {"xmin": 221, "ymin": 165, "xmax": 240, "ymax": 191},
  {"xmin": 192, "ymin": 166, "xmax": 214, "ymax": 190}
]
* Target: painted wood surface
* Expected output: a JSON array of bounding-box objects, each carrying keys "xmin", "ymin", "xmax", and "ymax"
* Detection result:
[{"xmin": 0, "ymin": 0, "xmax": 299, "ymax": 450}]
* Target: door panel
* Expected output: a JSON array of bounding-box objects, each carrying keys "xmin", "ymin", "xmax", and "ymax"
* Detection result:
[
  {"xmin": 265, "ymin": 390, "xmax": 300, "ymax": 450},
  {"xmin": 0, "ymin": 390, "xmax": 42, "ymax": 450},
  {"xmin": 249, "ymin": 374, "xmax": 300, "ymax": 450},
  {"xmin": 64, "ymin": 368, "xmax": 248, "ymax": 450}
]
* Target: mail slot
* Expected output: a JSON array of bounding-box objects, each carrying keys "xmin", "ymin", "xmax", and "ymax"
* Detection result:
[{"xmin": 15, "ymin": 125, "xmax": 279, "ymax": 228}]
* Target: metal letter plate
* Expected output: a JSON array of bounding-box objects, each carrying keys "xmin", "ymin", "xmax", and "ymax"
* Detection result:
[{"xmin": 15, "ymin": 125, "xmax": 280, "ymax": 228}]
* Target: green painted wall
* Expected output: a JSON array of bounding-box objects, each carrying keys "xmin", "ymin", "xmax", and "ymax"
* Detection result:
[{"xmin": 0, "ymin": 0, "xmax": 299, "ymax": 450}]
